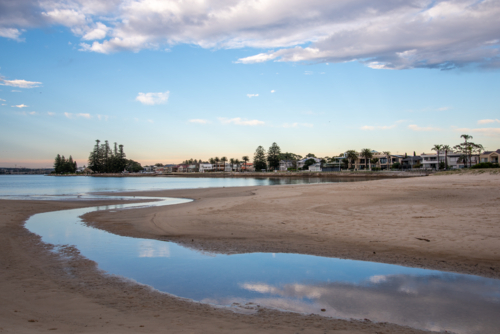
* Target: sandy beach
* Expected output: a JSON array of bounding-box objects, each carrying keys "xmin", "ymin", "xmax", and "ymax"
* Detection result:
[{"xmin": 1, "ymin": 172, "xmax": 499, "ymax": 333}]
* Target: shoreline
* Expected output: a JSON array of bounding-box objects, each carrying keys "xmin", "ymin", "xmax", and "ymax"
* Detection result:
[
  {"xmin": 1, "ymin": 173, "xmax": 500, "ymax": 333},
  {"xmin": 51, "ymin": 171, "xmax": 429, "ymax": 178}
]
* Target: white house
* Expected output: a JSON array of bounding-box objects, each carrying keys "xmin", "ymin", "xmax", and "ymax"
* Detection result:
[
  {"xmin": 308, "ymin": 162, "xmax": 322, "ymax": 172},
  {"xmin": 297, "ymin": 157, "xmax": 322, "ymax": 169},
  {"xmin": 199, "ymin": 163, "xmax": 213, "ymax": 172}
]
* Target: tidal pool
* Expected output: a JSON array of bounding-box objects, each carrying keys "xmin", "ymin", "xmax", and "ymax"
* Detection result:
[{"xmin": 24, "ymin": 196, "xmax": 500, "ymax": 334}]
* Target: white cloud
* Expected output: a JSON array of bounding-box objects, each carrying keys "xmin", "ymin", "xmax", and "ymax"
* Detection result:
[
  {"xmin": 271, "ymin": 90, "xmax": 275, "ymax": 93},
  {"xmin": 147, "ymin": 119, "xmax": 154, "ymax": 123},
  {"xmin": 247, "ymin": 93, "xmax": 259, "ymax": 98},
  {"xmin": 2, "ymin": 0, "xmax": 499, "ymax": 70},
  {"xmin": 478, "ymin": 119, "xmax": 500, "ymax": 125},
  {"xmin": 361, "ymin": 123, "xmax": 398, "ymax": 130},
  {"xmin": 0, "ymin": 77, "xmax": 42, "ymax": 88},
  {"xmin": 408, "ymin": 124, "xmax": 441, "ymax": 132},
  {"xmin": 282, "ymin": 122, "xmax": 313, "ymax": 128},
  {"xmin": 47, "ymin": 112, "xmax": 55, "ymax": 116},
  {"xmin": 97, "ymin": 114, "xmax": 109, "ymax": 121},
  {"xmin": 189, "ymin": 119, "xmax": 210, "ymax": 124},
  {"xmin": 455, "ymin": 127, "xmax": 500, "ymax": 137},
  {"xmin": 0, "ymin": 28, "xmax": 23, "ymax": 41},
  {"xmin": 11, "ymin": 90, "xmax": 21, "ymax": 92},
  {"xmin": 28, "ymin": 111, "xmax": 37, "ymax": 115},
  {"xmin": 304, "ymin": 71, "xmax": 313, "ymax": 75},
  {"xmin": 136, "ymin": 91, "xmax": 170, "ymax": 105},
  {"xmin": 82, "ymin": 22, "xmax": 110, "ymax": 41},
  {"xmin": 64, "ymin": 112, "xmax": 92, "ymax": 119},
  {"xmin": 219, "ymin": 117, "xmax": 264, "ymax": 126},
  {"xmin": 0, "ymin": 98, "xmax": 5, "ymax": 101},
  {"xmin": 437, "ymin": 106, "xmax": 451, "ymax": 111},
  {"xmin": 12, "ymin": 104, "xmax": 28, "ymax": 108}
]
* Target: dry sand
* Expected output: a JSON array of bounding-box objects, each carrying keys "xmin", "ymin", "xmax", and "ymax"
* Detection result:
[{"xmin": 1, "ymin": 173, "xmax": 499, "ymax": 333}]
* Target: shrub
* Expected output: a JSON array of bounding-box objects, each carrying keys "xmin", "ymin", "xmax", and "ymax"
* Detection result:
[{"xmin": 471, "ymin": 162, "xmax": 500, "ymax": 169}]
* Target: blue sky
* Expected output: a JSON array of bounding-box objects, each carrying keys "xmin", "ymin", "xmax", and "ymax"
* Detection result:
[{"xmin": 1, "ymin": 0, "xmax": 499, "ymax": 167}]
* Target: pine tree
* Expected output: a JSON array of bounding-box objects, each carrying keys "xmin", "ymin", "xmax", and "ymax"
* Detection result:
[
  {"xmin": 267, "ymin": 142, "xmax": 281, "ymax": 170},
  {"xmin": 54, "ymin": 154, "xmax": 62, "ymax": 173},
  {"xmin": 254, "ymin": 146, "xmax": 267, "ymax": 171}
]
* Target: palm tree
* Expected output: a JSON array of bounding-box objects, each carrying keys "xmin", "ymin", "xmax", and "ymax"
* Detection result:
[
  {"xmin": 461, "ymin": 134, "xmax": 473, "ymax": 145},
  {"xmin": 360, "ymin": 148, "xmax": 373, "ymax": 170},
  {"xmin": 442, "ymin": 145, "xmax": 452, "ymax": 169},
  {"xmin": 431, "ymin": 145, "xmax": 443, "ymax": 170},
  {"xmin": 235, "ymin": 158, "xmax": 240, "ymax": 172},
  {"xmin": 214, "ymin": 157, "xmax": 220, "ymax": 172},
  {"xmin": 345, "ymin": 150, "xmax": 359, "ymax": 170},
  {"xmin": 242, "ymin": 155, "xmax": 249, "ymax": 171},
  {"xmin": 230, "ymin": 158, "xmax": 235, "ymax": 172},
  {"xmin": 221, "ymin": 156, "xmax": 227, "ymax": 172}
]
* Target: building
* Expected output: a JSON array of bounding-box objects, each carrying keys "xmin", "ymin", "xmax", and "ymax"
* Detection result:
[
  {"xmin": 199, "ymin": 163, "xmax": 213, "ymax": 172},
  {"xmin": 279, "ymin": 160, "xmax": 294, "ymax": 171},
  {"xmin": 240, "ymin": 162, "xmax": 254, "ymax": 172},
  {"xmin": 401, "ymin": 156, "xmax": 422, "ymax": 169},
  {"xmin": 480, "ymin": 149, "xmax": 500, "ymax": 164},
  {"xmin": 308, "ymin": 162, "xmax": 322, "ymax": 172},
  {"xmin": 297, "ymin": 157, "xmax": 322, "ymax": 169}
]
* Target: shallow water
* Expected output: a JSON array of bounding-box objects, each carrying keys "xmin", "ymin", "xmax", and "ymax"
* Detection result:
[
  {"xmin": 0, "ymin": 174, "xmax": 375, "ymax": 197},
  {"xmin": 24, "ymin": 196, "xmax": 500, "ymax": 334}
]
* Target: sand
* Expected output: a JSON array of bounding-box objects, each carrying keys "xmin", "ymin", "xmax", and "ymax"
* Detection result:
[{"xmin": 1, "ymin": 173, "xmax": 499, "ymax": 333}]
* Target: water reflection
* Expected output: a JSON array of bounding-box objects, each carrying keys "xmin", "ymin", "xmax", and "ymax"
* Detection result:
[
  {"xmin": 0, "ymin": 174, "xmax": 378, "ymax": 197},
  {"xmin": 23, "ymin": 196, "xmax": 500, "ymax": 334}
]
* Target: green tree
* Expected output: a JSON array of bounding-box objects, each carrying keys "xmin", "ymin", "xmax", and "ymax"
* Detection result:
[
  {"xmin": 267, "ymin": 142, "xmax": 281, "ymax": 170},
  {"xmin": 360, "ymin": 148, "xmax": 373, "ymax": 170},
  {"xmin": 431, "ymin": 144, "xmax": 443, "ymax": 169},
  {"xmin": 303, "ymin": 158, "xmax": 316, "ymax": 170},
  {"xmin": 345, "ymin": 150, "xmax": 359, "ymax": 169},
  {"xmin": 242, "ymin": 155, "xmax": 249, "ymax": 171},
  {"xmin": 214, "ymin": 157, "xmax": 220, "ymax": 171},
  {"xmin": 253, "ymin": 146, "xmax": 267, "ymax": 171},
  {"xmin": 54, "ymin": 154, "xmax": 62, "ymax": 173}
]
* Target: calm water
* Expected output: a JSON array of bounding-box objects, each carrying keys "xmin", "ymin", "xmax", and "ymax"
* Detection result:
[
  {"xmin": 0, "ymin": 174, "xmax": 373, "ymax": 197},
  {"xmin": 4, "ymin": 175, "xmax": 500, "ymax": 333}
]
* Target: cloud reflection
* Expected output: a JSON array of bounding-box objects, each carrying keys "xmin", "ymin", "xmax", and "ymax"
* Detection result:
[
  {"xmin": 235, "ymin": 274, "xmax": 500, "ymax": 334},
  {"xmin": 138, "ymin": 240, "xmax": 170, "ymax": 258}
]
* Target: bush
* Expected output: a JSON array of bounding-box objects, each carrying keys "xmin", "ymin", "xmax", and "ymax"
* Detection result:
[
  {"xmin": 371, "ymin": 167, "xmax": 381, "ymax": 171},
  {"xmin": 471, "ymin": 162, "xmax": 500, "ymax": 169},
  {"xmin": 391, "ymin": 162, "xmax": 401, "ymax": 169}
]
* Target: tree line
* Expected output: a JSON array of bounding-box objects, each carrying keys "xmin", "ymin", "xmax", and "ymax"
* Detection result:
[
  {"xmin": 88, "ymin": 140, "xmax": 143, "ymax": 173},
  {"xmin": 53, "ymin": 154, "xmax": 77, "ymax": 173}
]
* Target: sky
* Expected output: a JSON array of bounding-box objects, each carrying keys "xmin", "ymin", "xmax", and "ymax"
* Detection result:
[{"xmin": 0, "ymin": 0, "xmax": 499, "ymax": 168}]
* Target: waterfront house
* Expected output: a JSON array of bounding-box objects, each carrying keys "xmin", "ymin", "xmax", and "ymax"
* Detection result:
[
  {"xmin": 297, "ymin": 157, "xmax": 322, "ymax": 169},
  {"xmin": 199, "ymin": 163, "xmax": 213, "ymax": 172},
  {"xmin": 401, "ymin": 156, "xmax": 422, "ymax": 169},
  {"xmin": 279, "ymin": 160, "xmax": 294, "ymax": 171},
  {"xmin": 480, "ymin": 149, "xmax": 500, "ymax": 163}
]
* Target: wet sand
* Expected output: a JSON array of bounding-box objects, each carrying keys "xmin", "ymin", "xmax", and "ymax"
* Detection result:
[{"xmin": 1, "ymin": 173, "xmax": 499, "ymax": 333}]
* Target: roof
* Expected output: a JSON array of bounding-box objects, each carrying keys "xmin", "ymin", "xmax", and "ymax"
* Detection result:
[{"xmin": 482, "ymin": 149, "xmax": 500, "ymax": 155}]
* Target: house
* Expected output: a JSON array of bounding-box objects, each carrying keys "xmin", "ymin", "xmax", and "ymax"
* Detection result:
[
  {"xmin": 308, "ymin": 162, "xmax": 322, "ymax": 172},
  {"xmin": 421, "ymin": 151, "xmax": 480, "ymax": 169},
  {"xmin": 297, "ymin": 157, "xmax": 322, "ymax": 169},
  {"xmin": 241, "ymin": 162, "xmax": 254, "ymax": 172},
  {"xmin": 142, "ymin": 165, "xmax": 154, "ymax": 173},
  {"xmin": 279, "ymin": 160, "xmax": 294, "ymax": 171},
  {"xmin": 177, "ymin": 164, "xmax": 189, "ymax": 172},
  {"xmin": 401, "ymin": 156, "xmax": 422, "ymax": 169},
  {"xmin": 199, "ymin": 163, "xmax": 213, "ymax": 172},
  {"xmin": 346, "ymin": 151, "xmax": 403, "ymax": 170},
  {"xmin": 480, "ymin": 149, "xmax": 500, "ymax": 164}
]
